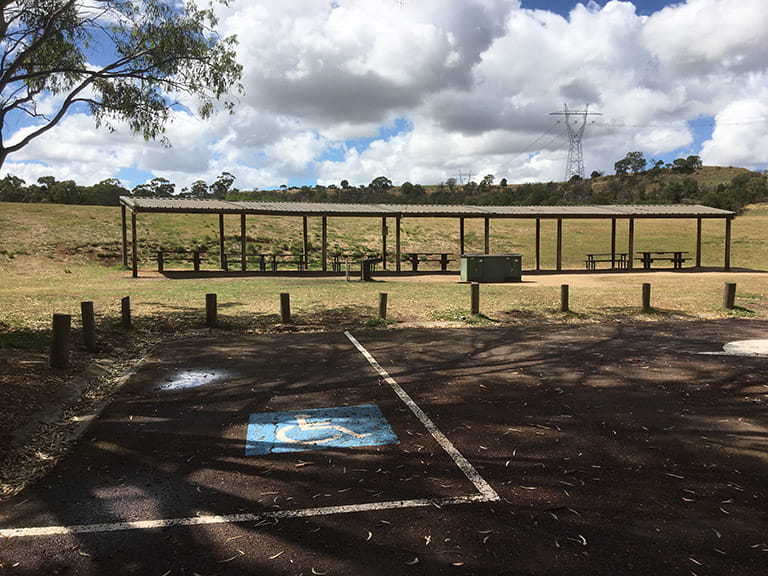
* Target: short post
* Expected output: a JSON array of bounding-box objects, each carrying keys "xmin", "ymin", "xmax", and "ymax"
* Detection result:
[
  {"xmin": 280, "ymin": 292, "xmax": 291, "ymax": 323},
  {"xmin": 345, "ymin": 260, "xmax": 351, "ymax": 282},
  {"xmin": 81, "ymin": 301, "xmax": 98, "ymax": 352},
  {"xmin": 50, "ymin": 313, "xmax": 71, "ymax": 369},
  {"xmin": 641, "ymin": 282, "xmax": 652, "ymax": 313},
  {"xmin": 470, "ymin": 282, "xmax": 480, "ymax": 315},
  {"xmin": 723, "ymin": 282, "xmax": 737, "ymax": 309},
  {"xmin": 121, "ymin": 296, "xmax": 131, "ymax": 329},
  {"xmin": 193, "ymin": 251, "xmax": 201, "ymax": 272},
  {"xmin": 379, "ymin": 292, "xmax": 388, "ymax": 320},
  {"xmin": 206, "ymin": 293, "xmax": 217, "ymax": 327},
  {"xmin": 157, "ymin": 251, "xmax": 164, "ymax": 272},
  {"xmin": 560, "ymin": 284, "xmax": 570, "ymax": 312}
]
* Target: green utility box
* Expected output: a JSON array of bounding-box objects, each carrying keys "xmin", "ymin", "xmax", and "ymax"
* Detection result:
[{"xmin": 460, "ymin": 253, "xmax": 522, "ymax": 283}]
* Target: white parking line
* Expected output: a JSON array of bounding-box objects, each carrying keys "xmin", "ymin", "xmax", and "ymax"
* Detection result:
[
  {"xmin": 0, "ymin": 494, "xmax": 492, "ymax": 538},
  {"xmin": 1, "ymin": 333, "xmax": 498, "ymax": 539},
  {"xmin": 345, "ymin": 331, "xmax": 499, "ymax": 502}
]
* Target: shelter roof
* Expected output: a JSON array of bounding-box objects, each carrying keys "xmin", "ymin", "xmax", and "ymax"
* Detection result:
[{"xmin": 119, "ymin": 197, "xmax": 735, "ymax": 219}]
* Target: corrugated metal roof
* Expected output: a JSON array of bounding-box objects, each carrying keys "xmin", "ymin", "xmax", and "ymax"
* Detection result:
[{"xmin": 119, "ymin": 197, "xmax": 735, "ymax": 219}]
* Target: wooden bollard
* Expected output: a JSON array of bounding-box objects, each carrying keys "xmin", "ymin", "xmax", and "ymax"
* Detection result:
[
  {"xmin": 50, "ymin": 313, "xmax": 71, "ymax": 369},
  {"xmin": 157, "ymin": 251, "xmax": 164, "ymax": 272},
  {"xmin": 560, "ymin": 284, "xmax": 570, "ymax": 312},
  {"xmin": 379, "ymin": 292, "xmax": 388, "ymax": 320},
  {"xmin": 193, "ymin": 251, "xmax": 201, "ymax": 272},
  {"xmin": 471, "ymin": 282, "xmax": 480, "ymax": 315},
  {"xmin": 121, "ymin": 296, "xmax": 131, "ymax": 329},
  {"xmin": 206, "ymin": 293, "xmax": 217, "ymax": 327},
  {"xmin": 280, "ymin": 293, "xmax": 291, "ymax": 323},
  {"xmin": 642, "ymin": 282, "xmax": 652, "ymax": 313},
  {"xmin": 723, "ymin": 282, "xmax": 737, "ymax": 309},
  {"xmin": 81, "ymin": 301, "xmax": 98, "ymax": 352}
]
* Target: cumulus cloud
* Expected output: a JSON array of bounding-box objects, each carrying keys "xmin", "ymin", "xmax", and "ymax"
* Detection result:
[
  {"xmin": 2, "ymin": 0, "xmax": 768, "ymax": 191},
  {"xmin": 700, "ymin": 97, "xmax": 768, "ymax": 167}
]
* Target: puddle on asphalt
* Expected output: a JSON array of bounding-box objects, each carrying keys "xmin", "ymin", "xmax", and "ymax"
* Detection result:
[
  {"xmin": 721, "ymin": 340, "xmax": 768, "ymax": 357},
  {"xmin": 157, "ymin": 369, "xmax": 234, "ymax": 391},
  {"xmin": 698, "ymin": 340, "xmax": 768, "ymax": 357}
]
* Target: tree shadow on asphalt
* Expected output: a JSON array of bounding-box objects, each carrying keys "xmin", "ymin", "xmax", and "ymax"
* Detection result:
[{"xmin": 1, "ymin": 319, "xmax": 767, "ymax": 574}]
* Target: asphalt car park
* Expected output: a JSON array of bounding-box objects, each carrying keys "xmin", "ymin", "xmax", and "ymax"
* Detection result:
[{"xmin": 1, "ymin": 319, "xmax": 767, "ymax": 575}]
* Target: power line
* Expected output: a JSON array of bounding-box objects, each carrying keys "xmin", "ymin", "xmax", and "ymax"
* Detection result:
[
  {"xmin": 493, "ymin": 121, "xmax": 563, "ymax": 175},
  {"xmin": 596, "ymin": 118, "xmax": 768, "ymax": 129}
]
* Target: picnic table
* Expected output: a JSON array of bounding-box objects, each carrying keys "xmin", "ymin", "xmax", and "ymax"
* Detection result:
[
  {"xmin": 403, "ymin": 252, "xmax": 453, "ymax": 272},
  {"xmin": 637, "ymin": 251, "xmax": 689, "ymax": 270},
  {"xmin": 222, "ymin": 253, "xmax": 304, "ymax": 272},
  {"xmin": 584, "ymin": 253, "xmax": 629, "ymax": 271},
  {"xmin": 331, "ymin": 253, "xmax": 380, "ymax": 272}
]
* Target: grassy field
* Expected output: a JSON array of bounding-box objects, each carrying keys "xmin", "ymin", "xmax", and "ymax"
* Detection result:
[{"xmin": 1, "ymin": 202, "xmax": 767, "ymax": 346}]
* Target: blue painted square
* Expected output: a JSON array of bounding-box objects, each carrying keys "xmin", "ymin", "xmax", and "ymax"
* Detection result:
[{"xmin": 245, "ymin": 404, "xmax": 399, "ymax": 456}]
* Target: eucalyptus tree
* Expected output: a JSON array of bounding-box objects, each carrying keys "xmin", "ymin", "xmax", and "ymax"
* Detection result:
[{"xmin": 0, "ymin": 0, "xmax": 242, "ymax": 168}]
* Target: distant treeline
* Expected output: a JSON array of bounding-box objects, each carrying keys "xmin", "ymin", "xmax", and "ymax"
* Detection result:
[
  {"xmin": 0, "ymin": 175, "xmax": 127, "ymax": 206},
  {"xmin": 1, "ymin": 164, "xmax": 766, "ymax": 213}
]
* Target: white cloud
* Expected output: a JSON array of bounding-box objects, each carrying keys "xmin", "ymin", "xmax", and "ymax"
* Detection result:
[
  {"xmin": 2, "ymin": 0, "xmax": 768, "ymax": 191},
  {"xmin": 643, "ymin": 0, "xmax": 768, "ymax": 76},
  {"xmin": 700, "ymin": 98, "xmax": 768, "ymax": 168}
]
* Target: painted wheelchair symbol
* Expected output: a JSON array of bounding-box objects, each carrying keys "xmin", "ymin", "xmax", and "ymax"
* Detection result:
[{"xmin": 276, "ymin": 414, "xmax": 373, "ymax": 446}]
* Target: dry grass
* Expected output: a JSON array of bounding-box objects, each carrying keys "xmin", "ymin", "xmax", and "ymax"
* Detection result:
[
  {"xmin": 2, "ymin": 199, "xmax": 765, "ymax": 501},
  {"xmin": 1, "ymin": 202, "xmax": 767, "ymax": 342}
]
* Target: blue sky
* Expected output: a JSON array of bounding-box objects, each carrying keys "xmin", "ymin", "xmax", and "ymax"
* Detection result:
[
  {"xmin": 524, "ymin": 0, "xmax": 673, "ymax": 16},
  {"xmin": 2, "ymin": 0, "xmax": 767, "ymax": 191}
]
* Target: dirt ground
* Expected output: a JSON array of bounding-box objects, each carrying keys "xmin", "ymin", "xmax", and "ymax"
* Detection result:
[{"xmin": 0, "ymin": 319, "xmax": 766, "ymax": 575}]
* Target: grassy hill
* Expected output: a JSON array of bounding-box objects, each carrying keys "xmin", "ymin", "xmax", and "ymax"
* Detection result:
[
  {"xmin": 1, "ymin": 200, "xmax": 767, "ymax": 340},
  {"xmin": 417, "ymin": 165, "xmax": 758, "ymax": 196},
  {"xmin": 265, "ymin": 165, "xmax": 766, "ymax": 212}
]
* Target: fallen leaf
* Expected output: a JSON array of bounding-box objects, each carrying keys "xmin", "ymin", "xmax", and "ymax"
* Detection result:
[{"xmin": 217, "ymin": 555, "xmax": 238, "ymax": 564}]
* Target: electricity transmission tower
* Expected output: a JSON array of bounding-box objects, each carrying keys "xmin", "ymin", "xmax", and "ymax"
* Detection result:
[
  {"xmin": 550, "ymin": 104, "xmax": 602, "ymax": 180},
  {"xmin": 454, "ymin": 169, "xmax": 472, "ymax": 185}
]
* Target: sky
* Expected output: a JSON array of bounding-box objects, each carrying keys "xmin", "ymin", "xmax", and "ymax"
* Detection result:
[{"xmin": 2, "ymin": 0, "xmax": 768, "ymax": 192}]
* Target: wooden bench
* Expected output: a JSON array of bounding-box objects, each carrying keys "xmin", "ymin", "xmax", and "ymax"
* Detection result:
[
  {"xmin": 223, "ymin": 252, "xmax": 305, "ymax": 272},
  {"xmin": 637, "ymin": 251, "xmax": 689, "ymax": 270},
  {"xmin": 157, "ymin": 250, "xmax": 216, "ymax": 272},
  {"xmin": 330, "ymin": 253, "xmax": 381, "ymax": 272},
  {"xmin": 584, "ymin": 253, "xmax": 629, "ymax": 271},
  {"xmin": 403, "ymin": 252, "xmax": 453, "ymax": 272}
]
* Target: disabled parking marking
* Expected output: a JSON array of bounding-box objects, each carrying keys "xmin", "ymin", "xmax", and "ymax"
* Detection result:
[
  {"xmin": 245, "ymin": 404, "xmax": 399, "ymax": 456},
  {"xmin": 0, "ymin": 332, "xmax": 499, "ymax": 540}
]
